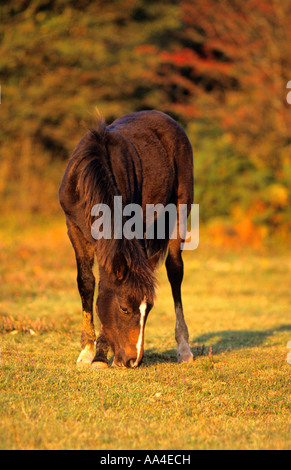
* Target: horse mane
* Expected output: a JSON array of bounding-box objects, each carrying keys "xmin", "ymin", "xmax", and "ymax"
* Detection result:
[
  {"xmin": 75, "ymin": 117, "xmax": 111, "ymax": 222},
  {"xmin": 75, "ymin": 115, "xmax": 157, "ymax": 304}
]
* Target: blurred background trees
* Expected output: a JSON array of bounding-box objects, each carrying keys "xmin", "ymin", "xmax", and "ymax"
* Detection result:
[{"xmin": 1, "ymin": 0, "xmax": 290, "ymax": 242}]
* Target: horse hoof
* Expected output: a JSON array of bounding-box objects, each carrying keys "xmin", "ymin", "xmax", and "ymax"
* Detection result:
[
  {"xmin": 178, "ymin": 353, "xmax": 194, "ymax": 364},
  {"xmin": 91, "ymin": 361, "xmax": 108, "ymax": 370},
  {"xmin": 76, "ymin": 345, "xmax": 94, "ymax": 367},
  {"xmin": 77, "ymin": 361, "xmax": 91, "ymax": 368},
  {"xmin": 177, "ymin": 344, "xmax": 194, "ymax": 364}
]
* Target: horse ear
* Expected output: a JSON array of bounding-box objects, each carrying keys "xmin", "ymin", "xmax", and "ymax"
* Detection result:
[
  {"xmin": 148, "ymin": 249, "xmax": 162, "ymax": 271},
  {"xmin": 113, "ymin": 252, "xmax": 127, "ymax": 281}
]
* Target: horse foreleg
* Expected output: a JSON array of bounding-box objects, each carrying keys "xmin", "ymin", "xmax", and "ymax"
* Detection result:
[
  {"xmin": 66, "ymin": 219, "xmax": 96, "ymax": 366},
  {"xmin": 91, "ymin": 325, "xmax": 110, "ymax": 369}
]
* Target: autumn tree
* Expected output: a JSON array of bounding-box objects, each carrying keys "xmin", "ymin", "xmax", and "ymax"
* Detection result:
[
  {"xmin": 139, "ymin": 0, "xmax": 291, "ymax": 228},
  {"xmin": 148, "ymin": 0, "xmax": 291, "ymax": 163}
]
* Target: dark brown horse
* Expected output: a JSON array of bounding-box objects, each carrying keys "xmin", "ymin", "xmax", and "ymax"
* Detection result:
[{"xmin": 59, "ymin": 110, "xmax": 193, "ymax": 368}]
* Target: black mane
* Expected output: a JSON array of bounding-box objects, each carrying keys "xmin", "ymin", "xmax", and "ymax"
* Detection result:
[{"xmin": 74, "ymin": 118, "xmax": 157, "ymax": 304}]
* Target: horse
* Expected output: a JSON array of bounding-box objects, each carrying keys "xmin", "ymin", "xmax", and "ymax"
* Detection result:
[{"xmin": 59, "ymin": 110, "xmax": 194, "ymax": 368}]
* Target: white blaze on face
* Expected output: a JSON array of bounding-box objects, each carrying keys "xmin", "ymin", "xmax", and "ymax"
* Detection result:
[{"xmin": 133, "ymin": 297, "xmax": 147, "ymax": 367}]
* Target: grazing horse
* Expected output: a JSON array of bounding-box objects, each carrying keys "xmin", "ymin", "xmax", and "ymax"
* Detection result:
[{"xmin": 59, "ymin": 110, "xmax": 194, "ymax": 368}]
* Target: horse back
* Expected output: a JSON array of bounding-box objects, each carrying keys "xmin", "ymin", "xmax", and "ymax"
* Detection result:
[
  {"xmin": 59, "ymin": 110, "xmax": 193, "ymax": 237},
  {"xmin": 107, "ymin": 110, "xmax": 193, "ymax": 209}
]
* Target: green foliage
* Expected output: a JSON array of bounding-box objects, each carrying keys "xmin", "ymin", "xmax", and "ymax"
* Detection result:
[
  {"xmin": 188, "ymin": 123, "xmax": 252, "ymax": 221},
  {"xmin": 0, "ymin": 0, "xmax": 181, "ymax": 213},
  {"xmin": 1, "ymin": 0, "xmax": 181, "ymax": 153},
  {"xmin": 0, "ymin": 0, "xmax": 290, "ymax": 234}
]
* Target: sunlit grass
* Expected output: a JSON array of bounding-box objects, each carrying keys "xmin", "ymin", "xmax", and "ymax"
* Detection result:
[{"xmin": 0, "ymin": 216, "xmax": 290, "ymax": 449}]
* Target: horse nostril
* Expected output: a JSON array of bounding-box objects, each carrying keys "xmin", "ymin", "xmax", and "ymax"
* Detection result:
[
  {"xmin": 126, "ymin": 359, "xmax": 137, "ymax": 368},
  {"xmin": 112, "ymin": 359, "xmax": 126, "ymax": 368}
]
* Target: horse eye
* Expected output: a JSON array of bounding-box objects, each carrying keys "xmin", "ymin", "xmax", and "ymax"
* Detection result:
[{"xmin": 119, "ymin": 305, "xmax": 128, "ymax": 314}]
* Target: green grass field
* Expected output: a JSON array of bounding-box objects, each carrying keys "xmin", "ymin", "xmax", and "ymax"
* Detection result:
[{"xmin": 0, "ymin": 217, "xmax": 290, "ymax": 450}]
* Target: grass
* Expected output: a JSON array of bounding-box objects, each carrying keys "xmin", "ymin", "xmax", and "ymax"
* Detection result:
[{"xmin": 0, "ymin": 215, "xmax": 290, "ymax": 450}]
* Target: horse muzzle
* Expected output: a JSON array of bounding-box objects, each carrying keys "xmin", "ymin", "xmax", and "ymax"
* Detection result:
[{"xmin": 112, "ymin": 356, "xmax": 142, "ymax": 368}]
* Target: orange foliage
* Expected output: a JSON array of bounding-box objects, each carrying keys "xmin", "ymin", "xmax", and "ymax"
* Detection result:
[
  {"xmin": 155, "ymin": 0, "xmax": 291, "ymax": 171},
  {"xmin": 208, "ymin": 219, "xmax": 265, "ymax": 249}
]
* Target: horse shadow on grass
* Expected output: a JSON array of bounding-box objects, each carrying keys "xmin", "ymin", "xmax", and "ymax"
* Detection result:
[{"xmin": 143, "ymin": 324, "xmax": 291, "ymax": 366}]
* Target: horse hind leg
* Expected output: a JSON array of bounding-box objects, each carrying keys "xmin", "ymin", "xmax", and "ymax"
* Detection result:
[{"xmin": 165, "ymin": 238, "xmax": 193, "ymax": 363}]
